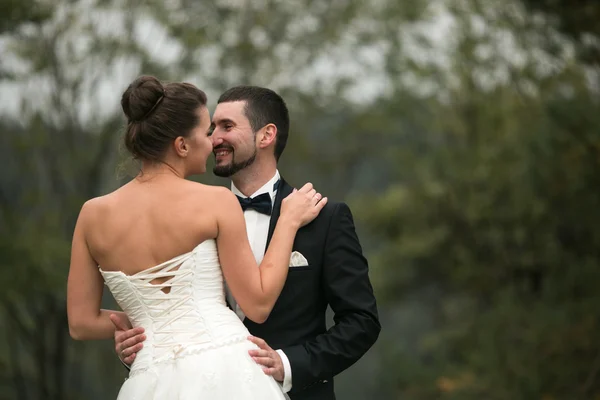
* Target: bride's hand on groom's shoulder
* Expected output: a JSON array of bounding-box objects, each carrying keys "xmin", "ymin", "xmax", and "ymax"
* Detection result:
[{"xmin": 281, "ymin": 182, "xmax": 328, "ymax": 228}]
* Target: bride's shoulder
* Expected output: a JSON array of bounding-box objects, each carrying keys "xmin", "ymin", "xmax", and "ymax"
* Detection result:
[
  {"xmin": 183, "ymin": 181, "xmax": 232, "ymax": 197},
  {"xmin": 75, "ymin": 194, "xmax": 114, "ymax": 227},
  {"xmin": 82, "ymin": 190, "xmax": 118, "ymax": 209},
  {"xmin": 206, "ymin": 185, "xmax": 237, "ymax": 203},
  {"xmin": 81, "ymin": 180, "xmax": 136, "ymax": 213},
  {"xmin": 186, "ymin": 183, "xmax": 240, "ymax": 211}
]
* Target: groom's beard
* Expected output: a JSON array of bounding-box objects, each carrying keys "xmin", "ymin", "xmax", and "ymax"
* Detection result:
[{"xmin": 213, "ymin": 148, "xmax": 257, "ymax": 177}]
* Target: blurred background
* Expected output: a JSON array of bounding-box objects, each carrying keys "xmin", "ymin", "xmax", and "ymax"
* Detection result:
[{"xmin": 1, "ymin": 0, "xmax": 600, "ymax": 399}]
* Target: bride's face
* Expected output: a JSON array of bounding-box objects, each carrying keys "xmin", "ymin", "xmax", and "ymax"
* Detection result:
[{"xmin": 184, "ymin": 106, "xmax": 213, "ymax": 175}]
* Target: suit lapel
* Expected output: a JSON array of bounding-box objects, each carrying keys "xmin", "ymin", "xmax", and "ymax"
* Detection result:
[{"xmin": 266, "ymin": 178, "xmax": 293, "ymax": 252}]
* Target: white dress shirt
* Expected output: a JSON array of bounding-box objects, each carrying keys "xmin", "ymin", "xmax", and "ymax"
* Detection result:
[{"xmin": 227, "ymin": 170, "xmax": 293, "ymax": 393}]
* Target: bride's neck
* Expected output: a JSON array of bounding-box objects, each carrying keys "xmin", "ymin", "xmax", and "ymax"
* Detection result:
[{"xmin": 138, "ymin": 160, "xmax": 184, "ymax": 181}]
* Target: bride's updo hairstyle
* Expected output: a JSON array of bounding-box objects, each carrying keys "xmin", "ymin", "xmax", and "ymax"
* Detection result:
[{"xmin": 121, "ymin": 75, "xmax": 208, "ymax": 162}]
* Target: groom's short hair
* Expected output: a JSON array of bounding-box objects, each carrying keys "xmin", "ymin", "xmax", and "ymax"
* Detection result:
[{"xmin": 218, "ymin": 86, "xmax": 289, "ymax": 161}]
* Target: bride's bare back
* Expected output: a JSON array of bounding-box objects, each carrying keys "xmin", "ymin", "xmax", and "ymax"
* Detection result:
[{"xmin": 85, "ymin": 176, "xmax": 220, "ymax": 279}]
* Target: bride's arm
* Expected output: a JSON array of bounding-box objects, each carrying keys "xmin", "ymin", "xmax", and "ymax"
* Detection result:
[
  {"xmin": 215, "ymin": 183, "xmax": 326, "ymax": 323},
  {"xmin": 67, "ymin": 201, "xmax": 123, "ymax": 340}
]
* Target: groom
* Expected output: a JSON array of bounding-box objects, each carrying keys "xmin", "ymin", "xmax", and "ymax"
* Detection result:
[{"xmin": 112, "ymin": 86, "xmax": 380, "ymax": 399}]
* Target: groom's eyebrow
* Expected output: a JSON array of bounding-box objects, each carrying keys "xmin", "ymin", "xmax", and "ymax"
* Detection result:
[{"xmin": 213, "ymin": 118, "xmax": 235, "ymax": 126}]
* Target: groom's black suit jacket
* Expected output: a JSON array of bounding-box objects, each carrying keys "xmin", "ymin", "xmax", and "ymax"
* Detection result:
[{"xmin": 243, "ymin": 178, "xmax": 381, "ymax": 400}]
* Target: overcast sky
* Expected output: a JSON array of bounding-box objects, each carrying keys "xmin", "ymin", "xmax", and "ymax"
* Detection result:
[{"xmin": 0, "ymin": 0, "xmax": 580, "ymax": 125}]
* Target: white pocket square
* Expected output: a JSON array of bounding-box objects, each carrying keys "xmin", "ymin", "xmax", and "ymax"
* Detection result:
[{"xmin": 289, "ymin": 251, "xmax": 309, "ymax": 267}]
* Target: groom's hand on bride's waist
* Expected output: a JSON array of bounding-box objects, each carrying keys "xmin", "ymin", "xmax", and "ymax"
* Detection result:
[
  {"xmin": 111, "ymin": 313, "xmax": 146, "ymax": 367},
  {"xmin": 248, "ymin": 335, "xmax": 285, "ymax": 382},
  {"xmin": 110, "ymin": 319, "xmax": 287, "ymax": 382}
]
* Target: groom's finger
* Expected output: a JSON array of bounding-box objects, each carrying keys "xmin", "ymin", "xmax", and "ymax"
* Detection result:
[
  {"xmin": 248, "ymin": 349, "xmax": 269, "ymax": 358},
  {"xmin": 262, "ymin": 365, "xmax": 285, "ymax": 382},
  {"xmin": 117, "ymin": 327, "xmax": 145, "ymax": 343},
  {"xmin": 110, "ymin": 313, "xmax": 132, "ymax": 331},
  {"xmin": 120, "ymin": 334, "xmax": 146, "ymax": 352},
  {"xmin": 116, "ymin": 329, "xmax": 145, "ymax": 352},
  {"xmin": 252, "ymin": 356, "xmax": 274, "ymax": 367},
  {"xmin": 122, "ymin": 353, "xmax": 136, "ymax": 365},
  {"xmin": 247, "ymin": 335, "xmax": 270, "ymax": 350},
  {"xmin": 262, "ymin": 367, "xmax": 278, "ymax": 376}
]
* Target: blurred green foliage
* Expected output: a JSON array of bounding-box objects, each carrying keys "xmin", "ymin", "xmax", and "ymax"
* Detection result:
[{"xmin": 1, "ymin": 0, "xmax": 599, "ymax": 399}]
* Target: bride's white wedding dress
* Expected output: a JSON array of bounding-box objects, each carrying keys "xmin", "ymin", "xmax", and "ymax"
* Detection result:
[{"xmin": 99, "ymin": 239, "xmax": 287, "ymax": 399}]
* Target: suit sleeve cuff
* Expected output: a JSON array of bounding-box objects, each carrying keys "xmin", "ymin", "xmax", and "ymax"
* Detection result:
[{"xmin": 276, "ymin": 349, "xmax": 293, "ymax": 392}]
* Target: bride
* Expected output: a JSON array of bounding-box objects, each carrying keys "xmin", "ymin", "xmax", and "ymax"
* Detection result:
[{"xmin": 66, "ymin": 75, "xmax": 327, "ymax": 399}]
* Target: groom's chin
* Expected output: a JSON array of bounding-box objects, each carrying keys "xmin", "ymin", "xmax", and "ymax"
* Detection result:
[{"xmin": 213, "ymin": 166, "xmax": 233, "ymax": 178}]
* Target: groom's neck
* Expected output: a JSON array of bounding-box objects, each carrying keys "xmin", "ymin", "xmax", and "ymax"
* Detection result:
[{"xmin": 231, "ymin": 162, "xmax": 277, "ymax": 198}]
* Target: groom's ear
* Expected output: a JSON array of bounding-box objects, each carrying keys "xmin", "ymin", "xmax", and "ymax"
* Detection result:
[{"xmin": 258, "ymin": 123, "xmax": 277, "ymax": 150}]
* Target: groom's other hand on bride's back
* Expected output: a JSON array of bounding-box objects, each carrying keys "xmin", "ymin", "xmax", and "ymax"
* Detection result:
[{"xmin": 110, "ymin": 313, "xmax": 145, "ymax": 366}]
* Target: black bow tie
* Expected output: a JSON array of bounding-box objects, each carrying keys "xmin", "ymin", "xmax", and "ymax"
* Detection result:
[
  {"xmin": 236, "ymin": 192, "xmax": 273, "ymax": 215},
  {"xmin": 235, "ymin": 179, "xmax": 281, "ymax": 216}
]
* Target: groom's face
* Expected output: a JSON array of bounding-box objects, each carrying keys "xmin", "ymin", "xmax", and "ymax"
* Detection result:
[{"xmin": 211, "ymin": 101, "xmax": 258, "ymax": 177}]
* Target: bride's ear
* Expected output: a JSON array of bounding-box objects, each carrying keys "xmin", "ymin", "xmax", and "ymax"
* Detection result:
[
  {"xmin": 173, "ymin": 136, "xmax": 189, "ymax": 157},
  {"xmin": 258, "ymin": 123, "xmax": 277, "ymax": 149}
]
